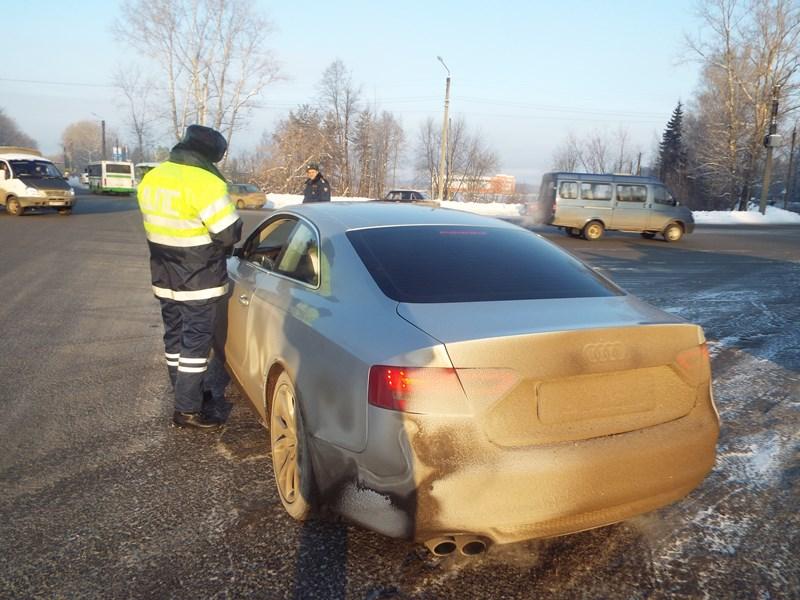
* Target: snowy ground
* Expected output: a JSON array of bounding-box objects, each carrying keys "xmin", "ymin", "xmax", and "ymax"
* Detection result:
[{"xmin": 264, "ymin": 192, "xmax": 800, "ymax": 225}]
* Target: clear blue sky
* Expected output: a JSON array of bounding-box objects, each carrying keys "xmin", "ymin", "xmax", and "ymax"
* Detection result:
[{"xmin": 2, "ymin": 0, "xmax": 704, "ymax": 183}]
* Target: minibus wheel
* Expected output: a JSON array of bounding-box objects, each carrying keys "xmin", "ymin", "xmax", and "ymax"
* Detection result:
[
  {"xmin": 6, "ymin": 197, "xmax": 24, "ymax": 216},
  {"xmin": 582, "ymin": 221, "xmax": 604, "ymax": 241},
  {"xmin": 663, "ymin": 223, "xmax": 683, "ymax": 242}
]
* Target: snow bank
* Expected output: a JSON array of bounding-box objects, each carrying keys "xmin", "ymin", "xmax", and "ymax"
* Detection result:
[
  {"xmin": 264, "ymin": 193, "xmax": 526, "ymax": 216},
  {"xmin": 693, "ymin": 205, "xmax": 800, "ymax": 225},
  {"xmin": 264, "ymin": 193, "xmax": 371, "ymax": 209},
  {"xmin": 263, "ymin": 193, "xmax": 800, "ymax": 225}
]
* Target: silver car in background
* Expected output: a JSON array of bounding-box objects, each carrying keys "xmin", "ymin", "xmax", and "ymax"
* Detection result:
[{"xmin": 225, "ymin": 202, "xmax": 718, "ymax": 556}]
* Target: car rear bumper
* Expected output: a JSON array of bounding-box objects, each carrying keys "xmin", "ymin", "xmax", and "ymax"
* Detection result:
[{"xmin": 315, "ymin": 398, "xmax": 718, "ymax": 545}]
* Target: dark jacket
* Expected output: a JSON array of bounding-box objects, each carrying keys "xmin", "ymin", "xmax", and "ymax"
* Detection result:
[
  {"xmin": 303, "ymin": 173, "xmax": 331, "ymax": 203},
  {"xmin": 137, "ymin": 146, "xmax": 242, "ymax": 304}
]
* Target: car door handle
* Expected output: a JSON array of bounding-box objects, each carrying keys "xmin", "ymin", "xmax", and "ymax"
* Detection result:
[{"xmin": 238, "ymin": 294, "xmax": 250, "ymax": 306}]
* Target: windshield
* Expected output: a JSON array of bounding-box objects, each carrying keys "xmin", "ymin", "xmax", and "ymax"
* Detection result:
[
  {"xmin": 10, "ymin": 160, "xmax": 63, "ymax": 178},
  {"xmin": 347, "ymin": 225, "xmax": 621, "ymax": 303}
]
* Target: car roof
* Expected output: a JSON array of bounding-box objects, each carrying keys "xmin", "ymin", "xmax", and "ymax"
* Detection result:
[
  {"xmin": 0, "ymin": 153, "xmax": 50, "ymax": 161},
  {"xmin": 276, "ymin": 201, "xmax": 518, "ymax": 234}
]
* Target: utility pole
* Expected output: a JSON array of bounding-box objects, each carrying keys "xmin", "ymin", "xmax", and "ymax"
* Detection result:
[
  {"xmin": 759, "ymin": 85, "xmax": 781, "ymax": 215},
  {"xmin": 785, "ymin": 124, "xmax": 796, "ymax": 210},
  {"xmin": 436, "ymin": 56, "xmax": 451, "ymax": 202},
  {"xmin": 101, "ymin": 120, "xmax": 107, "ymax": 161}
]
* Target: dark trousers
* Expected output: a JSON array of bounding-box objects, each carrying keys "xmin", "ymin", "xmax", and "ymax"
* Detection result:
[{"xmin": 160, "ymin": 299, "xmax": 219, "ymax": 413}]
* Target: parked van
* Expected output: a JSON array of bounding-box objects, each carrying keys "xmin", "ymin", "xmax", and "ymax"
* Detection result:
[
  {"xmin": 0, "ymin": 147, "xmax": 76, "ymax": 216},
  {"xmin": 530, "ymin": 172, "xmax": 694, "ymax": 241}
]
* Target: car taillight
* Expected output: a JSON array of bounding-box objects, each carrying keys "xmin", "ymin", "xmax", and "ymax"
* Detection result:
[
  {"xmin": 674, "ymin": 343, "xmax": 711, "ymax": 386},
  {"xmin": 368, "ymin": 366, "xmax": 470, "ymax": 415}
]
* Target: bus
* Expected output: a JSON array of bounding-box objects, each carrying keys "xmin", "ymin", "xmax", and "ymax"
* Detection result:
[
  {"xmin": 86, "ymin": 160, "xmax": 136, "ymax": 195},
  {"xmin": 134, "ymin": 162, "xmax": 160, "ymax": 185}
]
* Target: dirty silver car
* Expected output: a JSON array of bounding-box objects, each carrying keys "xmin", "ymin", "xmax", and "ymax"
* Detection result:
[{"xmin": 225, "ymin": 202, "xmax": 719, "ymax": 556}]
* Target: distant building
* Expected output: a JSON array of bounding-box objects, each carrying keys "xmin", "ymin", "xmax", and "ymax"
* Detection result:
[{"xmin": 447, "ymin": 173, "xmax": 516, "ymax": 197}]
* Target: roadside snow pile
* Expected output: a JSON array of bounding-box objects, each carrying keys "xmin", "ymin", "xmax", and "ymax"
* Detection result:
[
  {"xmin": 264, "ymin": 193, "xmax": 370, "ymax": 209},
  {"xmin": 262, "ymin": 194, "xmax": 800, "ymax": 224},
  {"xmin": 693, "ymin": 205, "xmax": 800, "ymax": 225},
  {"xmin": 264, "ymin": 193, "xmax": 526, "ymax": 216}
]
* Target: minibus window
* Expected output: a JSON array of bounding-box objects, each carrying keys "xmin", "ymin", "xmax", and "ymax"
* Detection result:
[
  {"xmin": 580, "ymin": 183, "xmax": 612, "ymax": 201},
  {"xmin": 559, "ymin": 181, "xmax": 578, "ymax": 200}
]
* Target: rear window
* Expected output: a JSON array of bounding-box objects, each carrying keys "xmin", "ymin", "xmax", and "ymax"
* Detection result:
[
  {"xmin": 106, "ymin": 163, "xmax": 132, "ymax": 174},
  {"xmin": 347, "ymin": 225, "xmax": 621, "ymax": 303}
]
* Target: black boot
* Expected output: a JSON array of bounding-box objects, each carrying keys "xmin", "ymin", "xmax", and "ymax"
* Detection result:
[{"xmin": 172, "ymin": 411, "xmax": 223, "ymax": 430}]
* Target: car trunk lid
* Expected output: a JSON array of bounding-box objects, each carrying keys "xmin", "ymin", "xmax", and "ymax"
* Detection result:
[{"xmin": 397, "ymin": 296, "xmax": 709, "ymax": 445}]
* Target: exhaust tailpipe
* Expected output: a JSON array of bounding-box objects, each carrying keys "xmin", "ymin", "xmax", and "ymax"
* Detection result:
[
  {"xmin": 424, "ymin": 536, "xmax": 457, "ymax": 556},
  {"xmin": 457, "ymin": 537, "xmax": 487, "ymax": 556},
  {"xmin": 424, "ymin": 535, "xmax": 489, "ymax": 557}
]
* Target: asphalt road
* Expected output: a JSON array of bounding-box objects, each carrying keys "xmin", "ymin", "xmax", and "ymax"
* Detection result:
[{"xmin": 1, "ymin": 193, "xmax": 798, "ymax": 599}]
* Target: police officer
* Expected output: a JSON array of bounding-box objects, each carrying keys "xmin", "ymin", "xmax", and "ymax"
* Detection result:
[
  {"xmin": 302, "ymin": 162, "xmax": 331, "ymax": 203},
  {"xmin": 137, "ymin": 124, "xmax": 242, "ymax": 430}
]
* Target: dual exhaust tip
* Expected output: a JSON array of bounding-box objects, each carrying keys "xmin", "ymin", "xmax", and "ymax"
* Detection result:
[{"xmin": 424, "ymin": 534, "xmax": 489, "ymax": 557}]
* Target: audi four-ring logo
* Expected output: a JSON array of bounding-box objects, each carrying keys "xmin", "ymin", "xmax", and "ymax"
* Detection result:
[{"xmin": 583, "ymin": 342, "xmax": 627, "ymax": 362}]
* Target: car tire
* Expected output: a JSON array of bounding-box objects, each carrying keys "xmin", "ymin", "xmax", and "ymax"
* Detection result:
[
  {"xmin": 663, "ymin": 223, "xmax": 683, "ymax": 242},
  {"xmin": 582, "ymin": 220, "xmax": 604, "ymax": 241},
  {"xmin": 236, "ymin": 200, "xmax": 245, "ymax": 209},
  {"xmin": 640, "ymin": 232, "xmax": 656, "ymax": 239},
  {"xmin": 270, "ymin": 372, "xmax": 316, "ymax": 521},
  {"xmin": 6, "ymin": 197, "xmax": 24, "ymax": 216}
]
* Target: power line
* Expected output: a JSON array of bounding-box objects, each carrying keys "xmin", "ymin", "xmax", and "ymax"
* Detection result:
[{"xmin": 0, "ymin": 77, "xmax": 115, "ymax": 88}]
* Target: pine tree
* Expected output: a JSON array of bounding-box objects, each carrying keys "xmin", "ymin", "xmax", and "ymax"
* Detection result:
[{"xmin": 659, "ymin": 102, "xmax": 686, "ymax": 181}]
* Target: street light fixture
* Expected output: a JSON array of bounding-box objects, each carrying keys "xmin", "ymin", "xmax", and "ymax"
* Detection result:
[{"xmin": 436, "ymin": 56, "xmax": 451, "ymax": 201}]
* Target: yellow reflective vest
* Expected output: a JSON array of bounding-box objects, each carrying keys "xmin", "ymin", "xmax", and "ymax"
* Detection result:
[{"xmin": 137, "ymin": 161, "xmax": 241, "ymax": 302}]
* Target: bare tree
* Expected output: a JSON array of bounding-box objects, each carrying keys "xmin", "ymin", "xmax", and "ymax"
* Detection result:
[
  {"xmin": 114, "ymin": 66, "xmax": 158, "ymax": 162},
  {"xmin": 116, "ymin": 0, "xmax": 281, "ymax": 163},
  {"xmin": 551, "ymin": 132, "xmax": 581, "ymax": 171},
  {"xmin": 61, "ymin": 121, "xmax": 119, "ymax": 170},
  {"xmin": 415, "ymin": 116, "xmax": 498, "ymax": 200},
  {"xmin": 0, "ymin": 108, "xmax": 37, "ymax": 148},
  {"xmin": 246, "ymin": 105, "xmax": 327, "ymax": 193},
  {"xmin": 317, "ymin": 60, "xmax": 361, "ymax": 195},
  {"xmin": 686, "ymin": 0, "xmax": 800, "ymax": 208},
  {"xmin": 551, "ymin": 127, "xmax": 639, "ymax": 174}
]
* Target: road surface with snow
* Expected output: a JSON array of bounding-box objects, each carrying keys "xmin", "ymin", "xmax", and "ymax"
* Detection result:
[{"xmin": 1, "ymin": 193, "xmax": 797, "ymax": 599}]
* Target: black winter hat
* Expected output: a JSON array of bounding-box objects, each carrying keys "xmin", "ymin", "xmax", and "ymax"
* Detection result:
[
  {"xmin": 181, "ymin": 124, "xmax": 228, "ymax": 163},
  {"xmin": 306, "ymin": 162, "xmax": 320, "ymax": 171}
]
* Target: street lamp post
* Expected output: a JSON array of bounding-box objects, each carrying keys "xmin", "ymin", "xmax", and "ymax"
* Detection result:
[
  {"xmin": 436, "ymin": 56, "xmax": 451, "ymax": 202},
  {"xmin": 92, "ymin": 113, "xmax": 107, "ymax": 160}
]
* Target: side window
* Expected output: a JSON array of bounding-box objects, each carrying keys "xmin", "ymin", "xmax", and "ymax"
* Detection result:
[
  {"xmin": 580, "ymin": 183, "xmax": 612, "ymax": 201},
  {"xmin": 559, "ymin": 181, "xmax": 578, "ymax": 200},
  {"xmin": 654, "ymin": 186, "xmax": 676, "ymax": 206},
  {"xmin": 276, "ymin": 221, "xmax": 320, "ymax": 286},
  {"xmin": 386, "ymin": 192, "xmax": 400, "ymax": 200},
  {"xmin": 245, "ymin": 217, "xmax": 298, "ymax": 270},
  {"xmin": 616, "ymin": 185, "xmax": 647, "ymax": 203}
]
